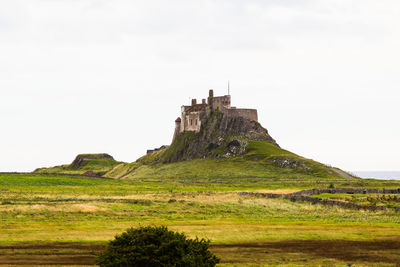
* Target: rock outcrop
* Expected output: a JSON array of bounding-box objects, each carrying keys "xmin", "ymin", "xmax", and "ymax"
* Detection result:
[
  {"xmin": 70, "ymin": 153, "xmax": 114, "ymax": 169},
  {"xmin": 153, "ymin": 111, "xmax": 278, "ymax": 163}
]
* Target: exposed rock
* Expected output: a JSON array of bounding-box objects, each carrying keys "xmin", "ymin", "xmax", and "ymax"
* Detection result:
[
  {"xmin": 267, "ymin": 157, "xmax": 311, "ymax": 170},
  {"xmin": 158, "ymin": 111, "xmax": 278, "ymax": 163},
  {"xmin": 227, "ymin": 140, "xmax": 241, "ymax": 154},
  {"xmin": 198, "ymin": 111, "xmax": 278, "ymax": 145}
]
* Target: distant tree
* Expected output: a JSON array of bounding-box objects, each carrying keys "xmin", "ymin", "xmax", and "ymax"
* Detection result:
[
  {"xmin": 328, "ymin": 183, "xmax": 335, "ymax": 188},
  {"xmin": 97, "ymin": 226, "xmax": 220, "ymax": 267}
]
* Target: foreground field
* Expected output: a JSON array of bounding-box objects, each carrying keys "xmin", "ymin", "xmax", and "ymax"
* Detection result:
[
  {"xmin": 1, "ymin": 173, "xmax": 400, "ymax": 266},
  {"xmin": 3, "ymin": 240, "xmax": 400, "ymax": 266}
]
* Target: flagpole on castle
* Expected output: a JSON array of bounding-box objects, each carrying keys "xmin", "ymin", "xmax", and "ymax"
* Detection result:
[{"xmin": 228, "ymin": 80, "xmax": 230, "ymax": 95}]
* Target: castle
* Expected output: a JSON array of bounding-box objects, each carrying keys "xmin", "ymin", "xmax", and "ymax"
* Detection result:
[{"xmin": 172, "ymin": 89, "xmax": 258, "ymax": 142}]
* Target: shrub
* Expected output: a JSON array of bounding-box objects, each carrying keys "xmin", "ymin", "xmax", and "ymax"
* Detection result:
[{"xmin": 97, "ymin": 226, "xmax": 219, "ymax": 267}]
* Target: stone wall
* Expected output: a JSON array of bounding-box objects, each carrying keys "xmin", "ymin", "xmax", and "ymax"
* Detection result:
[
  {"xmin": 225, "ymin": 108, "xmax": 258, "ymax": 122},
  {"xmin": 290, "ymin": 188, "xmax": 400, "ymax": 195},
  {"xmin": 238, "ymin": 187, "xmax": 400, "ymax": 213}
]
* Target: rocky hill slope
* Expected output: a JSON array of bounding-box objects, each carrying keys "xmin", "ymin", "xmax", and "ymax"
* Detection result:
[{"xmin": 141, "ymin": 110, "xmax": 278, "ymax": 164}]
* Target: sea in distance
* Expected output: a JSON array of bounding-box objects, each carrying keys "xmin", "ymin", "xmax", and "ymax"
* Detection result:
[{"xmin": 352, "ymin": 171, "xmax": 400, "ymax": 180}]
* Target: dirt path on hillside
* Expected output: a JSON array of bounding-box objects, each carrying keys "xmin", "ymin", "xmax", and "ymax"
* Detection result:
[{"xmin": 330, "ymin": 168, "xmax": 357, "ymax": 179}]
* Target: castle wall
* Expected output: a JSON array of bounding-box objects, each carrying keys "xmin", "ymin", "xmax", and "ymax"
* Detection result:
[
  {"xmin": 210, "ymin": 95, "xmax": 231, "ymax": 111},
  {"xmin": 182, "ymin": 112, "xmax": 201, "ymax": 132},
  {"xmin": 224, "ymin": 108, "xmax": 258, "ymax": 122}
]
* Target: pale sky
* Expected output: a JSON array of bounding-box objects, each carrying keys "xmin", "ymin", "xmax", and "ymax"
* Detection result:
[{"xmin": 1, "ymin": 0, "xmax": 399, "ymax": 172}]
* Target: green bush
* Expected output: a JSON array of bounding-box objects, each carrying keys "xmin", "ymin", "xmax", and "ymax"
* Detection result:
[{"xmin": 97, "ymin": 226, "xmax": 219, "ymax": 267}]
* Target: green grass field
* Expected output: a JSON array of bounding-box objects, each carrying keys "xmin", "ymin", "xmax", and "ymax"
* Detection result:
[{"xmin": 1, "ymin": 173, "xmax": 400, "ymax": 266}]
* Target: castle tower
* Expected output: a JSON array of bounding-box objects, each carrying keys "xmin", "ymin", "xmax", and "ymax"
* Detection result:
[
  {"xmin": 207, "ymin": 89, "xmax": 214, "ymax": 106},
  {"xmin": 172, "ymin": 117, "xmax": 181, "ymax": 143}
]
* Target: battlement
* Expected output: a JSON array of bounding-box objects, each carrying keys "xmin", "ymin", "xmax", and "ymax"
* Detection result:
[{"xmin": 172, "ymin": 89, "xmax": 258, "ymax": 142}]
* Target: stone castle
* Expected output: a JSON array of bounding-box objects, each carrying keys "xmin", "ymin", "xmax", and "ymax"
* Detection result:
[{"xmin": 172, "ymin": 89, "xmax": 258, "ymax": 142}]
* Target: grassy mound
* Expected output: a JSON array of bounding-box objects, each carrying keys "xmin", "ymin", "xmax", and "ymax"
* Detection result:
[{"xmin": 35, "ymin": 153, "xmax": 122, "ymax": 176}]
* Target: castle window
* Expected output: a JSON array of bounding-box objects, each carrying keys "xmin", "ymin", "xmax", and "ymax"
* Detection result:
[
  {"xmin": 195, "ymin": 119, "xmax": 197, "ymax": 125},
  {"xmin": 190, "ymin": 119, "xmax": 193, "ymax": 125}
]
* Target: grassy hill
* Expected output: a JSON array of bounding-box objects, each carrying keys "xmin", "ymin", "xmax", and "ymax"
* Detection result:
[
  {"xmin": 34, "ymin": 109, "xmax": 355, "ymax": 184},
  {"xmin": 34, "ymin": 140, "xmax": 354, "ymax": 186},
  {"xmin": 103, "ymin": 140, "xmax": 349, "ymax": 184}
]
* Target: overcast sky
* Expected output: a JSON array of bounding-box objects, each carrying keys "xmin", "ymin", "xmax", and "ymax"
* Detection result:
[{"xmin": 1, "ymin": 0, "xmax": 399, "ymax": 172}]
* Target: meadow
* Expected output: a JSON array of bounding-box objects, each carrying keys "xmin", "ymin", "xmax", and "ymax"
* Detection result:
[{"xmin": 1, "ymin": 173, "xmax": 400, "ymax": 266}]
